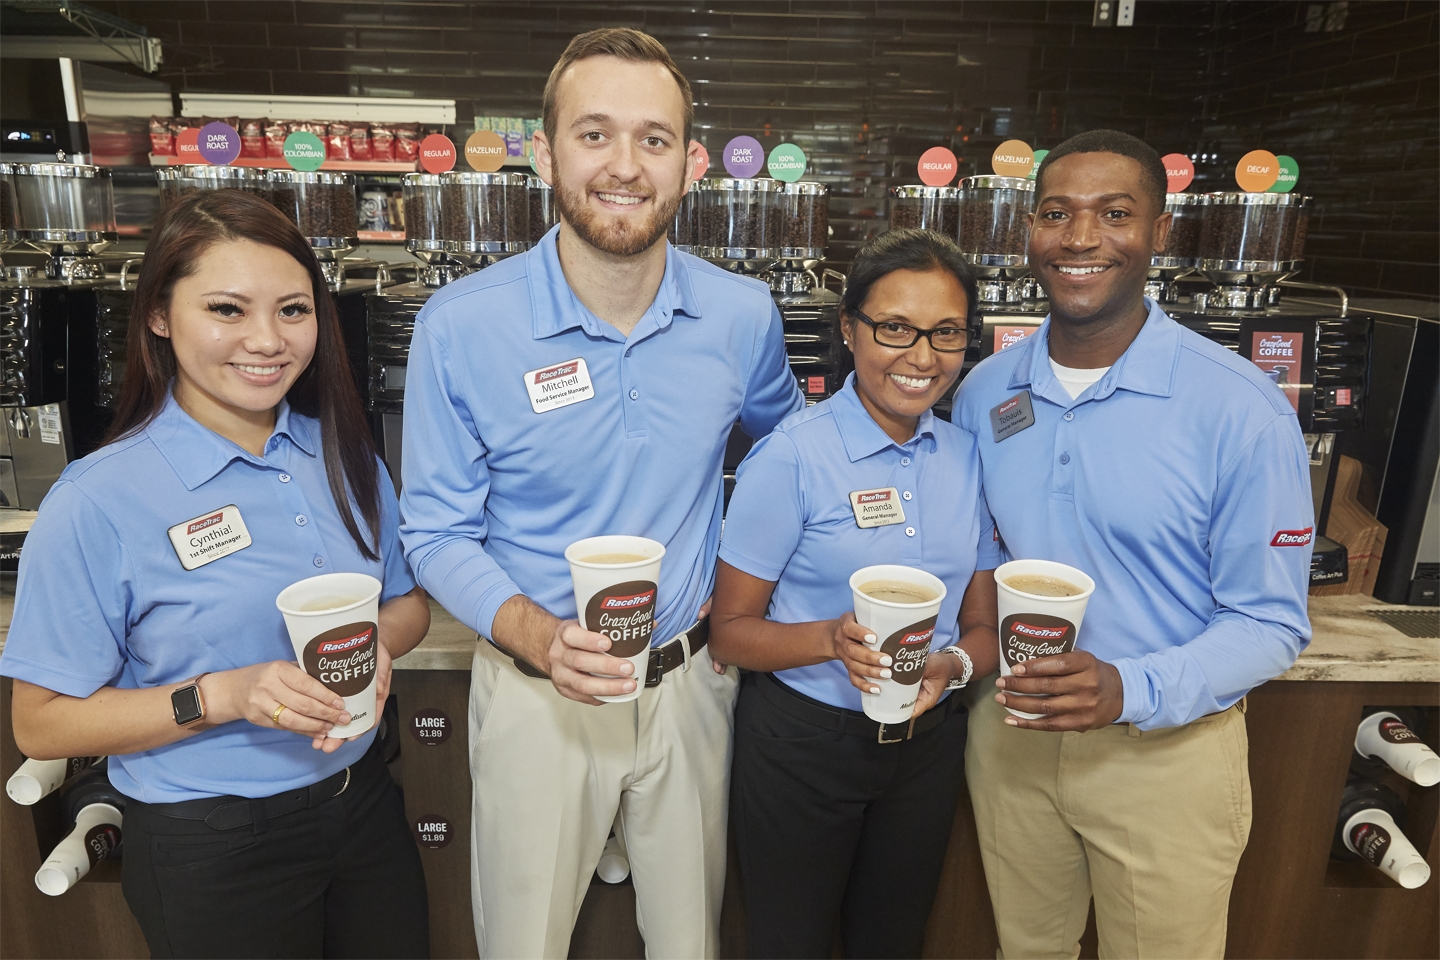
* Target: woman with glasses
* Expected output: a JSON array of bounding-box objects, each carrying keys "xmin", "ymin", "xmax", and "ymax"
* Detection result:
[{"xmin": 710, "ymin": 229, "xmax": 1001, "ymax": 959}]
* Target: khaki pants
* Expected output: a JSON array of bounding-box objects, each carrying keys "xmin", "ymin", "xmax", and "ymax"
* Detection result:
[
  {"xmin": 965, "ymin": 684, "xmax": 1252, "ymax": 960},
  {"xmin": 467, "ymin": 639, "xmax": 739, "ymax": 959}
]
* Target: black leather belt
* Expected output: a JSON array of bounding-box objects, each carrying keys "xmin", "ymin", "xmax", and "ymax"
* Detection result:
[
  {"xmin": 497, "ymin": 616, "xmax": 710, "ymax": 688},
  {"xmin": 754, "ymin": 670, "xmax": 961, "ymax": 744},
  {"xmin": 137, "ymin": 761, "xmax": 354, "ymax": 831}
]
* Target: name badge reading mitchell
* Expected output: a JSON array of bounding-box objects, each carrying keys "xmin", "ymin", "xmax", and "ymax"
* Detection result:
[
  {"xmin": 990, "ymin": 391, "xmax": 1035, "ymax": 442},
  {"xmin": 849, "ymin": 487, "xmax": 905, "ymax": 528},
  {"xmin": 167, "ymin": 504, "xmax": 252, "ymax": 571},
  {"xmin": 525, "ymin": 357, "xmax": 595, "ymax": 414}
]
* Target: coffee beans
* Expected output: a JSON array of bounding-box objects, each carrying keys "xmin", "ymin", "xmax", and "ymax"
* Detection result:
[
  {"xmin": 402, "ymin": 173, "xmax": 444, "ymax": 247},
  {"xmin": 440, "ymin": 173, "xmax": 528, "ymax": 248},
  {"xmin": 781, "ymin": 183, "xmax": 828, "ymax": 256},
  {"xmin": 671, "ymin": 185, "xmax": 697, "ymax": 248},
  {"xmin": 958, "ymin": 177, "xmax": 1033, "ymax": 259},
  {"xmin": 0, "ymin": 178, "xmax": 14, "ymax": 232},
  {"xmin": 268, "ymin": 171, "xmax": 358, "ymax": 239},
  {"xmin": 157, "ymin": 166, "xmax": 271, "ymax": 213},
  {"xmin": 696, "ymin": 179, "xmax": 783, "ymax": 254},
  {"xmin": 528, "ymin": 177, "xmax": 555, "ymax": 243},
  {"xmin": 1199, "ymin": 193, "xmax": 1309, "ymax": 264},
  {"xmin": 890, "ymin": 186, "xmax": 959, "ymax": 237}
]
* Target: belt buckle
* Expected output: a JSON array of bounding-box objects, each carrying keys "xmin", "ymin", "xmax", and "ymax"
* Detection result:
[
  {"xmin": 877, "ymin": 717, "xmax": 916, "ymax": 744},
  {"xmin": 645, "ymin": 647, "xmax": 662, "ymax": 688}
]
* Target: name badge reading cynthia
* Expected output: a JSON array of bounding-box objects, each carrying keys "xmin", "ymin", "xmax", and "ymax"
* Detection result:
[{"xmin": 167, "ymin": 504, "xmax": 253, "ymax": 571}]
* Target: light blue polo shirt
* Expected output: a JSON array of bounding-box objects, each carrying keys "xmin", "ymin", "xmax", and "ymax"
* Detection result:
[
  {"xmin": 720, "ymin": 375, "xmax": 1002, "ymax": 710},
  {"xmin": 0, "ymin": 394, "xmax": 415, "ymax": 802},
  {"xmin": 953, "ymin": 300, "xmax": 1313, "ymax": 730},
  {"xmin": 398, "ymin": 228, "xmax": 803, "ymax": 645}
]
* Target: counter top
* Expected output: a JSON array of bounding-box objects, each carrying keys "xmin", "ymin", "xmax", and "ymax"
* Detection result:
[
  {"xmin": 0, "ymin": 589, "xmax": 1433, "ymax": 684},
  {"xmin": 393, "ymin": 595, "xmax": 1438, "ymax": 682}
]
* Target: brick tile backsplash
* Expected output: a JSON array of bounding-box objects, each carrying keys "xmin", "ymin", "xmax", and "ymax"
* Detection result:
[{"xmin": 59, "ymin": 0, "xmax": 1436, "ymax": 297}]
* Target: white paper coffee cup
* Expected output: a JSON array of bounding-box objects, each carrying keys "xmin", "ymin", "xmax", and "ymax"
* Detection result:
[
  {"xmin": 849, "ymin": 564, "xmax": 947, "ymax": 725},
  {"xmin": 276, "ymin": 572, "xmax": 383, "ymax": 739},
  {"xmin": 35, "ymin": 802, "xmax": 122, "ymax": 896},
  {"xmin": 565, "ymin": 536, "xmax": 665, "ymax": 704},
  {"xmin": 6, "ymin": 756, "xmax": 97, "ymax": 806},
  {"xmin": 995, "ymin": 559, "xmax": 1096, "ymax": 720},
  {"xmin": 1356, "ymin": 712, "xmax": 1440, "ymax": 787},
  {"xmin": 1344, "ymin": 807, "xmax": 1431, "ymax": 889}
]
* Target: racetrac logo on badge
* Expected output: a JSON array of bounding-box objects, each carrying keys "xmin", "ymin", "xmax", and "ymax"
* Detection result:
[
  {"xmin": 1270, "ymin": 527, "xmax": 1314, "ymax": 547},
  {"xmin": 997, "ymin": 396, "xmax": 1022, "ymax": 417},
  {"xmin": 187, "ymin": 511, "xmax": 225, "ymax": 535},
  {"xmin": 534, "ymin": 361, "xmax": 578, "ymax": 384},
  {"xmin": 857, "ymin": 490, "xmax": 892, "ymax": 504},
  {"xmin": 602, "ymin": 588, "xmax": 655, "ymax": 610},
  {"xmin": 1011, "ymin": 621, "xmax": 1070, "ymax": 641}
]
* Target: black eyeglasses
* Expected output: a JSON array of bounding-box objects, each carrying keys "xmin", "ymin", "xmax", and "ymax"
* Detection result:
[{"xmin": 850, "ymin": 308, "xmax": 969, "ymax": 353}]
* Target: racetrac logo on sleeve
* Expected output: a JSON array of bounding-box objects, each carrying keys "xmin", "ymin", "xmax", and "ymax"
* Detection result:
[{"xmin": 1270, "ymin": 527, "xmax": 1314, "ymax": 547}]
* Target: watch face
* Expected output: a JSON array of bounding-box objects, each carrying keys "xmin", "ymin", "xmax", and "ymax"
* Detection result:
[{"xmin": 172, "ymin": 686, "xmax": 203, "ymax": 725}]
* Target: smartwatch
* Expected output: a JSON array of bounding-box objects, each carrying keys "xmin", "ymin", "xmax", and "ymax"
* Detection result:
[{"xmin": 171, "ymin": 674, "xmax": 209, "ymax": 726}]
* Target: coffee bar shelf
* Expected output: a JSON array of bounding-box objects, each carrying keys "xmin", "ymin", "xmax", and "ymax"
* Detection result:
[
  {"xmin": 2, "ymin": 582, "xmax": 1435, "ymax": 960},
  {"xmin": 145, "ymin": 156, "xmax": 535, "ymax": 172}
]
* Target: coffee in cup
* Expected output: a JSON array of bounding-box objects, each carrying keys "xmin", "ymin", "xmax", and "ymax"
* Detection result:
[
  {"xmin": 994, "ymin": 559, "xmax": 1096, "ymax": 720},
  {"xmin": 276, "ymin": 572, "xmax": 384, "ymax": 738},
  {"xmin": 565, "ymin": 535, "xmax": 666, "ymax": 703},
  {"xmin": 849, "ymin": 564, "xmax": 948, "ymax": 725}
]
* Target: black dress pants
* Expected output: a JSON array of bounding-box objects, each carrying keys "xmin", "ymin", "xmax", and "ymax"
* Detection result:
[
  {"xmin": 731, "ymin": 672, "xmax": 969, "ymax": 960},
  {"xmin": 121, "ymin": 739, "xmax": 429, "ymax": 959}
]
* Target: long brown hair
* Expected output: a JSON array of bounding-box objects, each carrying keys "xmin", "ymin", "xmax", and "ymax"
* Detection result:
[{"xmin": 105, "ymin": 189, "xmax": 382, "ymax": 561}]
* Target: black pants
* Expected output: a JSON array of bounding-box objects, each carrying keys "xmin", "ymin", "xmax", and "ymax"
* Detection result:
[
  {"xmin": 121, "ymin": 740, "xmax": 429, "ymax": 959},
  {"xmin": 731, "ymin": 672, "xmax": 969, "ymax": 959}
]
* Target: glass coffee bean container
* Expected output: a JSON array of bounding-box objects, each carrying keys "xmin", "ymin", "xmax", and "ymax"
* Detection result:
[
  {"xmin": 957, "ymin": 176, "xmax": 1035, "ymax": 305},
  {"xmin": 0, "ymin": 162, "xmax": 17, "ymax": 250},
  {"xmin": 696, "ymin": 178, "xmax": 783, "ymax": 268},
  {"xmin": 1197, "ymin": 193, "xmax": 1312, "ymax": 309},
  {"xmin": 440, "ymin": 172, "xmax": 529, "ymax": 265},
  {"xmin": 1147, "ymin": 193, "xmax": 1208, "ymax": 304},
  {"xmin": 267, "ymin": 170, "xmax": 358, "ymax": 247},
  {"xmin": 6, "ymin": 163, "xmax": 118, "ymax": 280},
  {"xmin": 528, "ymin": 176, "xmax": 556, "ymax": 244},
  {"xmin": 778, "ymin": 182, "xmax": 828, "ymax": 261},
  {"xmin": 889, "ymin": 185, "xmax": 960, "ymax": 237},
  {"xmin": 156, "ymin": 164, "xmax": 269, "ymax": 211},
  {"xmin": 671, "ymin": 181, "xmax": 699, "ymax": 254},
  {"xmin": 401, "ymin": 173, "xmax": 461, "ymax": 287}
]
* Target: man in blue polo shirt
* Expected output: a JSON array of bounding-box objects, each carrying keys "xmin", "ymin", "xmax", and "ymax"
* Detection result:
[
  {"xmin": 399, "ymin": 28, "xmax": 801, "ymax": 960},
  {"xmin": 954, "ymin": 131, "xmax": 1312, "ymax": 958}
]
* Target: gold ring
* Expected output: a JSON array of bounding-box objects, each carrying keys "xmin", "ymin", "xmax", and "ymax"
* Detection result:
[{"xmin": 272, "ymin": 704, "xmax": 288, "ymax": 726}]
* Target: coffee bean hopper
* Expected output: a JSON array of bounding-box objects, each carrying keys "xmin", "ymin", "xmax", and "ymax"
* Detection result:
[
  {"xmin": 767, "ymin": 181, "xmax": 830, "ymax": 295},
  {"xmin": 670, "ymin": 181, "xmax": 699, "ymax": 254},
  {"xmin": 1195, "ymin": 192, "xmax": 1311, "ymax": 310},
  {"xmin": 400, "ymin": 173, "xmax": 464, "ymax": 288},
  {"xmin": 3, "ymin": 163, "xmax": 118, "ymax": 282},
  {"xmin": 440, "ymin": 171, "xmax": 530, "ymax": 270},
  {"xmin": 266, "ymin": 169, "xmax": 359, "ymax": 288},
  {"xmin": 695, "ymin": 178, "xmax": 783, "ymax": 273},
  {"xmin": 0, "ymin": 163, "xmax": 18, "ymax": 258},
  {"xmin": 156, "ymin": 164, "xmax": 270, "ymax": 212},
  {"xmin": 1147, "ymin": 193, "xmax": 1207, "ymax": 304},
  {"xmin": 888, "ymin": 185, "xmax": 960, "ymax": 238},
  {"xmin": 528, "ymin": 176, "xmax": 556, "ymax": 246},
  {"xmin": 957, "ymin": 175, "xmax": 1039, "ymax": 309}
]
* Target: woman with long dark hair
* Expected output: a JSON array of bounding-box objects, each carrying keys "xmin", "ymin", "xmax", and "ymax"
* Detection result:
[
  {"xmin": 710, "ymin": 229, "xmax": 1001, "ymax": 958},
  {"xmin": 1, "ymin": 190, "xmax": 431, "ymax": 958}
]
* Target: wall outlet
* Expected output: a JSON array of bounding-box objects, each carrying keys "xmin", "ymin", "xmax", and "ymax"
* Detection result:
[
  {"xmin": 1117, "ymin": 0, "xmax": 1136, "ymax": 26},
  {"xmin": 1093, "ymin": 0, "xmax": 1115, "ymax": 27}
]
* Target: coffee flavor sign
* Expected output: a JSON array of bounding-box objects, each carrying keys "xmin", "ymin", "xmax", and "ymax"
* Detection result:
[
  {"xmin": 584, "ymin": 580, "xmax": 657, "ymax": 658},
  {"xmin": 879, "ymin": 616, "xmax": 937, "ymax": 686},
  {"xmin": 1000, "ymin": 613, "xmax": 1075, "ymax": 669}
]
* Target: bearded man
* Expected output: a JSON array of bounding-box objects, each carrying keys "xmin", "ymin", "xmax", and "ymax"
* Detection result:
[{"xmin": 398, "ymin": 28, "xmax": 802, "ymax": 960}]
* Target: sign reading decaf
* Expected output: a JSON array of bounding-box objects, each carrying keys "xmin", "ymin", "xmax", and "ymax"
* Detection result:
[
  {"xmin": 585, "ymin": 581, "xmax": 657, "ymax": 658},
  {"xmin": 303, "ymin": 622, "xmax": 379, "ymax": 696},
  {"xmin": 413, "ymin": 815, "xmax": 453, "ymax": 849},
  {"xmin": 1000, "ymin": 613, "xmax": 1075, "ymax": 669},
  {"xmin": 879, "ymin": 616, "xmax": 937, "ymax": 686},
  {"xmin": 85, "ymin": 823, "xmax": 121, "ymax": 866},
  {"xmin": 1380, "ymin": 718, "xmax": 1423, "ymax": 744},
  {"xmin": 1349, "ymin": 821, "xmax": 1392, "ymax": 867},
  {"xmin": 410, "ymin": 707, "xmax": 452, "ymax": 745}
]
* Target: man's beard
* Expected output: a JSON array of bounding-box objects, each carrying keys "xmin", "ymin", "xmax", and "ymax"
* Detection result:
[{"xmin": 553, "ymin": 161, "xmax": 682, "ymax": 257}]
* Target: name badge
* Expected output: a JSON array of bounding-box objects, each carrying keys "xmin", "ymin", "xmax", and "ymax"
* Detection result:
[
  {"xmin": 167, "ymin": 504, "xmax": 253, "ymax": 571},
  {"xmin": 525, "ymin": 357, "xmax": 594, "ymax": 414},
  {"xmin": 990, "ymin": 391, "xmax": 1035, "ymax": 442},
  {"xmin": 849, "ymin": 487, "xmax": 906, "ymax": 528}
]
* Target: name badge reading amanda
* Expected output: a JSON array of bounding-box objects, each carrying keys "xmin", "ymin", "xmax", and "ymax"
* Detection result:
[
  {"xmin": 990, "ymin": 391, "xmax": 1035, "ymax": 442},
  {"xmin": 167, "ymin": 504, "xmax": 253, "ymax": 571},
  {"xmin": 525, "ymin": 357, "xmax": 595, "ymax": 414},
  {"xmin": 849, "ymin": 487, "xmax": 905, "ymax": 528}
]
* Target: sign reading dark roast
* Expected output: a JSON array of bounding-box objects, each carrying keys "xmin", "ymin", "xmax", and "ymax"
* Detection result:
[
  {"xmin": 1000, "ymin": 613, "xmax": 1076, "ymax": 669},
  {"xmin": 879, "ymin": 617, "xmax": 937, "ymax": 686},
  {"xmin": 302, "ymin": 622, "xmax": 378, "ymax": 696},
  {"xmin": 410, "ymin": 707, "xmax": 452, "ymax": 745},
  {"xmin": 584, "ymin": 580, "xmax": 657, "ymax": 658},
  {"xmin": 413, "ymin": 815, "xmax": 453, "ymax": 849}
]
